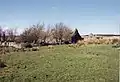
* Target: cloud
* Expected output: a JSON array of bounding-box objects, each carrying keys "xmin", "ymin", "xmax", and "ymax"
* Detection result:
[{"xmin": 51, "ymin": 6, "xmax": 57, "ymax": 9}]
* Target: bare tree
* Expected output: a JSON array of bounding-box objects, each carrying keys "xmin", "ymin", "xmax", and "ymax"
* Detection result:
[
  {"xmin": 51, "ymin": 22, "xmax": 63, "ymax": 43},
  {"xmin": 0, "ymin": 26, "xmax": 7, "ymax": 42},
  {"xmin": 51, "ymin": 22, "xmax": 72, "ymax": 44},
  {"xmin": 2, "ymin": 31, "xmax": 6, "ymax": 42},
  {"xmin": 0, "ymin": 26, "xmax": 3, "ymax": 41},
  {"xmin": 63, "ymin": 27, "xmax": 73, "ymax": 41},
  {"xmin": 6, "ymin": 28, "xmax": 17, "ymax": 42},
  {"xmin": 18, "ymin": 22, "xmax": 72, "ymax": 45},
  {"xmin": 41, "ymin": 25, "xmax": 52, "ymax": 43},
  {"xmin": 20, "ymin": 23, "xmax": 44, "ymax": 43}
]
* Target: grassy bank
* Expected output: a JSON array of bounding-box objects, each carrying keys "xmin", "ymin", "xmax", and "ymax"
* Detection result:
[{"xmin": 0, "ymin": 45, "xmax": 119, "ymax": 82}]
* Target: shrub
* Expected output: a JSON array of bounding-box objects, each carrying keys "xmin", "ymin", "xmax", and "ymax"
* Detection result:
[
  {"xmin": 111, "ymin": 38, "xmax": 120, "ymax": 44},
  {"xmin": 21, "ymin": 43, "xmax": 32, "ymax": 48},
  {"xmin": 64, "ymin": 41, "xmax": 70, "ymax": 44},
  {"xmin": 94, "ymin": 39, "xmax": 100, "ymax": 44},
  {"xmin": 77, "ymin": 40, "xmax": 85, "ymax": 46},
  {"xmin": 98, "ymin": 39, "xmax": 105, "ymax": 44},
  {"xmin": 84, "ymin": 39, "xmax": 96, "ymax": 45}
]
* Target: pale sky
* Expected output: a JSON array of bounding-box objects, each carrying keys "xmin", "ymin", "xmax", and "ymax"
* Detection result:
[{"xmin": 0, "ymin": 0, "xmax": 120, "ymax": 35}]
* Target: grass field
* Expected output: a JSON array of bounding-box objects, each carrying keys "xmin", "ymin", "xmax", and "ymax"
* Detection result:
[{"xmin": 0, "ymin": 44, "xmax": 119, "ymax": 82}]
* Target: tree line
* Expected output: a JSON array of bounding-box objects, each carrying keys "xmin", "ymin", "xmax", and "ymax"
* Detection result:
[{"xmin": 0, "ymin": 22, "xmax": 73, "ymax": 44}]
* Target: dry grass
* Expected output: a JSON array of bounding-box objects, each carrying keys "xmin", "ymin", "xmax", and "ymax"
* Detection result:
[{"xmin": 77, "ymin": 38, "xmax": 120, "ymax": 46}]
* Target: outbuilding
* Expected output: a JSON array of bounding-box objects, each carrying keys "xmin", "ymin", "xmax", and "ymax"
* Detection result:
[{"xmin": 71, "ymin": 29, "xmax": 84, "ymax": 43}]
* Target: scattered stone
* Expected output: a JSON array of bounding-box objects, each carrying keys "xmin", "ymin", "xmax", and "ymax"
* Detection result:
[
  {"xmin": 0, "ymin": 60, "xmax": 7, "ymax": 68},
  {"xmin": 96, "ymin": 54, "xmax": 99, "ymax": 56},
  {"xmin": 34, "ymin": 76, "xmax": 36, "ymax": 78},
  {"xmin": 31, "ymin": 47, "xmax": 39, "ymax": 51}
]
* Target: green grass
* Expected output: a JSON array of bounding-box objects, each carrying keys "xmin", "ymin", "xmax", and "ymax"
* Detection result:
[{"xmin": 0, "ymin": 44, "xmax": 119, "ymax": 82}]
